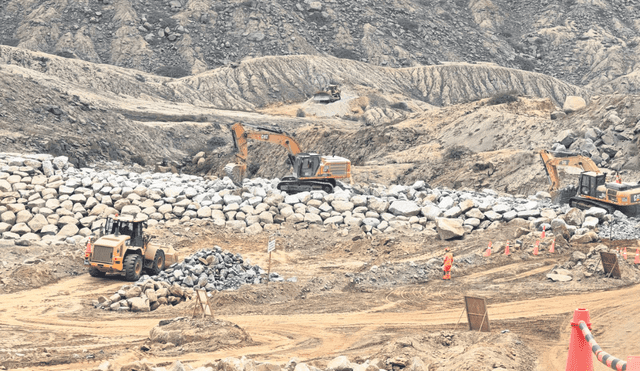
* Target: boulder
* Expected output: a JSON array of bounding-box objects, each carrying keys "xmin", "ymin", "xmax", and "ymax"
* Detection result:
[
  {"xmin": 565, "ymin": 208, "xmax": 585, "ymax": 226},
  {"xmin": 197, "ymin": 206, "xmax": 212, "ymax": 218},
  {"xmin": 27, "ymin": 214, "xmax": 48, "ymax": 232},
  {"xmin": 435, "ymin": 218, "xmax": 465, "ymax": 240},
  {"xmin": 57, "ymin": 223, "xmax": 79, "ymax": 237},
  {"xmin": 563, "ymin": 96, "xmax": 586, "ymax": 113},
  {"xmin": 245, "ymin": 223, "xmax": 263, "ymax": 235},
  {"xmin": 571, "ymin": 251, "xmax": 587, "ymax": 263},
  {"xmin": 367, "ymin": 198, "xmax": 389, "ymax": 214},
  {"xmin": 327, "ymin": 356, "xmax": 352, "ymax": 371},
  {"xmin": 388, "ymin": 201, "xmax": 421, "ymax": 217},
  {"xmin": 323, "ymin": 216, "xmax": 344, "ymax": 225},
  {"xmin": 331, "ymin": 200, "xmax": 354, "ymax": 212},
  {"xmin": 547, "ymin": 273, "xmax": 573, "ymax": 282},
  {"xmin": 304, "ymin": 213, "xmax": 323, "ymax": 224},
  {"xmin": 128, "ymin": 297, "xmax": 150, "ymax": 312},
  {"xmin": 584, "ymin": 207, "xmax": 607, "ymax": 220},
  {"xmin": 421, "ymin": 205, "xmax": 442, "ymax": 221},
  {"xmin": 570, "ymin": 231, "xmax": 598, "ymax": 244},
  {"xmin": 582, "ymin": 216, "xmax": 599, "ymax": 229}
]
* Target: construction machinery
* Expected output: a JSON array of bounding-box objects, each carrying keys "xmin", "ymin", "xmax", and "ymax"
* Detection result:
[
  {"xmin": 539, "ymin": 149, "xmax": 640, "ymax": 215},
  {"xmin": 313, "ymin": 84, "xmax": 341, "ymax": 104},
  {"xmin": 84, "ymin": 215, "xmax": 179, "ymax": 281},
  {"xmin": 224, "ymin": 122, "xmax": 351, "ymax": 194}
]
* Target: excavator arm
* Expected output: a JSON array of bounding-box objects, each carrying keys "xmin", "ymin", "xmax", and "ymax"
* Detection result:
[
  {"xmin": 225, "ymin": 122, "xmax": 303, "ymax": 186},
  {"xmin": 539, "ymin": 149, "xmax": 602, "ymax": 192}
]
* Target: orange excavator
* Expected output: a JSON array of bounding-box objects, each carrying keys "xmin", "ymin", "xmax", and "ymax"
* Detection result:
[
  {"xmin": 539, "ymin": 149, "xmax": 640, "ymax": 215},
  {"xmin": 224, "ymin": 122, "xmax": 351, "ymax": 194}
]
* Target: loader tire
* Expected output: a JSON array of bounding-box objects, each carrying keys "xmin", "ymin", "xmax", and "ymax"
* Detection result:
[
  {"xmin": 148, "ymin": 250, "xmax": 165, "ymax": 276},
  {"xmin": 124, "ymin": 254, "xmax": 143, "ymax": 281},
  {"xmin": 89, "ymin": 266, "xmax": 106, "ymax": 278}
]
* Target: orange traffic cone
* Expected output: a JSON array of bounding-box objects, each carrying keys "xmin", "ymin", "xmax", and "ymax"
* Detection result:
[
  {"xmin": 533, "ymin": 240, "xmax": 539, "ymax": 256},
  {"xmin": 628, "ymin": 356, "xmax": 640, "ymax": 371},
  {"xmin": 635, "ymin": 249, "xmax": 640, "ymax": 265},
  {"xmin": 623, "ymin": 247, "xmax": 628, "ymax": 260},
  {"xmin": 504, "ymin": 240, "xmax": 510, "ymax": 256},
  {"xmin": 541, "ymin": 225, "xmax": 546, "ymax": 239},
  {"xmin": 549, "ymin": 238, "xmax": 555, "ymax": 254},
  {"xmin": 483, "ymin": 242, "xmax": 492, "ymax": 257},
  {"xmin": 565, "ymin": 308, "xmax": 593, "ymax": 371}
]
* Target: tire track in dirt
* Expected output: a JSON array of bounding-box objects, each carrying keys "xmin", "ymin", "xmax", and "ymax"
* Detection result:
[{"xmin": 3, "ymin": 267, "xmax": 640, "ymax": 370}]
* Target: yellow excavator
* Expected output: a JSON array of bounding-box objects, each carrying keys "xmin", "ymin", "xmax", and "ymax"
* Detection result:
[
  {"xmin": 224, "ymin": 122, "xmax": 351, "ymax": 193},
  {"xmin": 539, "ymin": 149, "xmax": 640, "ymax": 215}
]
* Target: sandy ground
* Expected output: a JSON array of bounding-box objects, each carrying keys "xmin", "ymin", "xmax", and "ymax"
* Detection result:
[{"xmin": 0, "ymin": 224, "xmax": 639, "ymax": 371}]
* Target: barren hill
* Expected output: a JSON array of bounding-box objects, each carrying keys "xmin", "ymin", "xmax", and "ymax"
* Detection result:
[{"xmin": 1, "ymin": 0, "xmax": 639, "ymax": 91}]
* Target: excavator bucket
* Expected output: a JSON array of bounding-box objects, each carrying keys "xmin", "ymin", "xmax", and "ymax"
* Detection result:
[{"xmin": 224, "ymin": 163, "xmax": 244, "ymax": 187}]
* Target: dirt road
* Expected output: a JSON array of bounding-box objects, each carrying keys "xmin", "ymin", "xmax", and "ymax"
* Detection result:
[{"xmin": 1, "ymin": 228, "xmax": 639, "ymax": 371}]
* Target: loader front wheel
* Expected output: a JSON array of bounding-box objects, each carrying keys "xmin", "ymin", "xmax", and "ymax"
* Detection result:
[
  {"xmin": 124, "ymin": 254, "xmax": 143, "ymax": 281},
  {"xmin": 89, "ymin": 266, "xmax": 106, "ymax": 278},
  {"xmin": 149, "ymin": 250, "xmax": 165, "ymax": 276}
]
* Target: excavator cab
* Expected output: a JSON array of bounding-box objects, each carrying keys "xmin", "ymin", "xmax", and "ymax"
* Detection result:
[
  {"xmin": 578, "ymin": 172, "xmax": 606, "ymax": 199},
  {"xmin": 294, "ymin": 154, "xmax": 321, "ymax": 178}
]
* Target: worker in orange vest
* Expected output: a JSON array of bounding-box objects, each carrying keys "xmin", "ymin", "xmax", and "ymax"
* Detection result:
[
  {"xmin": 615, "ymin": 172, "xmax": 622, "ymax": 184},
  {"xmin": 443, "ymin": 247, "xmax": 454, "ymax": 280}
]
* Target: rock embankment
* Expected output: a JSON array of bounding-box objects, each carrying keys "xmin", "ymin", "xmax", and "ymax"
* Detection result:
[{"xmin": 1, "ymin": 152, "xmax": 638, "ymax": 246}]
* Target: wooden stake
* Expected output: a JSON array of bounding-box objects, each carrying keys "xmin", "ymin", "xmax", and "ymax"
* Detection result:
[{"xmin": 267, "ymin": 251, "xmax": 272, "ymax": 285}]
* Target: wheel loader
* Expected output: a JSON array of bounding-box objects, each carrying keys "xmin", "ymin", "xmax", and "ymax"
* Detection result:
[
  {"xmin": 224, "ymin": 122, "xmax": 351, "ymax": 194},
  {"xmin": 84, "ymin": 215, "xmax": 179, "ymax": 281},
  {"xmin": 539, "ymin": 149, "xmax": 640, "ymax": 216}
]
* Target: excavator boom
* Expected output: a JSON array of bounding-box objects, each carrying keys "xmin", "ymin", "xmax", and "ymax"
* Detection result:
[
  {"xmin": 226, "ymin": 123, "xmax": 303, "ymax": 186},
  {"xmin": 539, "ymin": 149, "xmax": 601, "ymax": 192}
]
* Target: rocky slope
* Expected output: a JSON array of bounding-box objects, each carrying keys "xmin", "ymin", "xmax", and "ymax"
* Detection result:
[{"xmin": 1, "ymin": 0, "xmax": 640, "ymax": 92}]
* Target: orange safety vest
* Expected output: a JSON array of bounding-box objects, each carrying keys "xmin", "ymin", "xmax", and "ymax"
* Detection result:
[{"xmin": 443, "ymin": 253, "xmax": 453, "ymax": 271}]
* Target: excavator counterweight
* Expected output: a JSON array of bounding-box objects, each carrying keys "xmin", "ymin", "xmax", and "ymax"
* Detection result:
[{"xmin": 224, "ymin": 122, "xmax": 351, "ymax": 194}]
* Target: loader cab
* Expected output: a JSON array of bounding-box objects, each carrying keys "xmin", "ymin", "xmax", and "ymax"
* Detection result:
[
  {"xmin": 103, "ymin": 215, "xmax": 145, "ymax": 247},
  {"xmin": 579, "ymin": 172, "xmax": 606, "ymax": 198},
  {"xmin": 293, "ymin": 154, "xmax": 321, "ymax": 178}
]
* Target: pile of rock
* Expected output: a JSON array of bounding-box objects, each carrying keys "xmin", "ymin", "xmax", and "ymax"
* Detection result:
[
  {"xmin": 547, "ymin": 244, "xmax": 640, "ymax": 283},
  {"xmin": 95, "ymin": 247, "xmax": 278, "ymax": 312},
  {"xmin": 550, "ymin": 119, "xmax": 635, "ymax": 170},
  {"xmin": 0, "ymin": 152, "xmax": 632, "ymax": 245},
  {"xmin": 96, "ymin": 279, "xmax": 189, "ymax": 312}
]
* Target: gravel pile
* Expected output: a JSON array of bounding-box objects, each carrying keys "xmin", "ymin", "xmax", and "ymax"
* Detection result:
[{"xmin": 94, "ymin": 247, "xmax": 281, "ymax": 312}]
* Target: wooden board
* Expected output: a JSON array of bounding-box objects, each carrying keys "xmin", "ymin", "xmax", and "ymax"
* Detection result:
[
  {"xmin": 193, "ymin": 289, "xmax": 214, "ymax": 318},
  {"xmin": 600, "ymin": 251, "xmax": 621, "ymax": 279},
  {"xmin": 465, "ymin": 296, "xmax": 490, "ymax": 332}
]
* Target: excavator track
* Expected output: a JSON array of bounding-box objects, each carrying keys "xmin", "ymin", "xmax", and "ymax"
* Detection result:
[
  {"xmin": 569, "ymin": 197, "xmax": 640, "ymax": 217},
  {"xmin": 569, "ymin": 197, "xmax": 616, "ymax": 213},
  {"xmin": 277, "ymin": 177, "xmax": 334, "ymax": 194}
]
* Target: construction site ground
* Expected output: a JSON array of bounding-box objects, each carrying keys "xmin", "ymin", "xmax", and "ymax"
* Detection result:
[{"xmin": 1, "ymin": 224, "xmax": 639, "ymax": 371}]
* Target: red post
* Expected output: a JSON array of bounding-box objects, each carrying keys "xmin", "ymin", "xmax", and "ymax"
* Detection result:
[
  {"xmin": 566, "ymin": 308, "xmax": 593, "ymax": 371},
  {"xmin": 628, "ymin": 356, "xmax": 640, "ymax": 371}
]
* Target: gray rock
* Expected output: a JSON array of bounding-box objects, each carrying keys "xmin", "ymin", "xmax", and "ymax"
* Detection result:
[
  {"xmin": 435, "ymin": 218, "xmax": 465, "ymax": 240},
  {"xmin": 547, "ymin": 273, "xmax": 572, "ymax": 282},
  {"xmin": 388, "ymin": 201, "xmax": 421, "ymax": 217}
]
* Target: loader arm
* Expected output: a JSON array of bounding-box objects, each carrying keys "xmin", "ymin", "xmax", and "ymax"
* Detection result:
[
  {"xmin": 539, "ymin": 149, "xmax": 602, "ymax": 192},
  {"xmin": 226, "ymin": 122, "xmax": 303, "ymax": 185}
]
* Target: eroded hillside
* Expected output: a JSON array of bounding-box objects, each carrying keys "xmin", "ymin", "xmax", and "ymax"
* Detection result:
[{"xmin": 1, "ymin": 0, "xmax": 639, "ymax": 92}]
